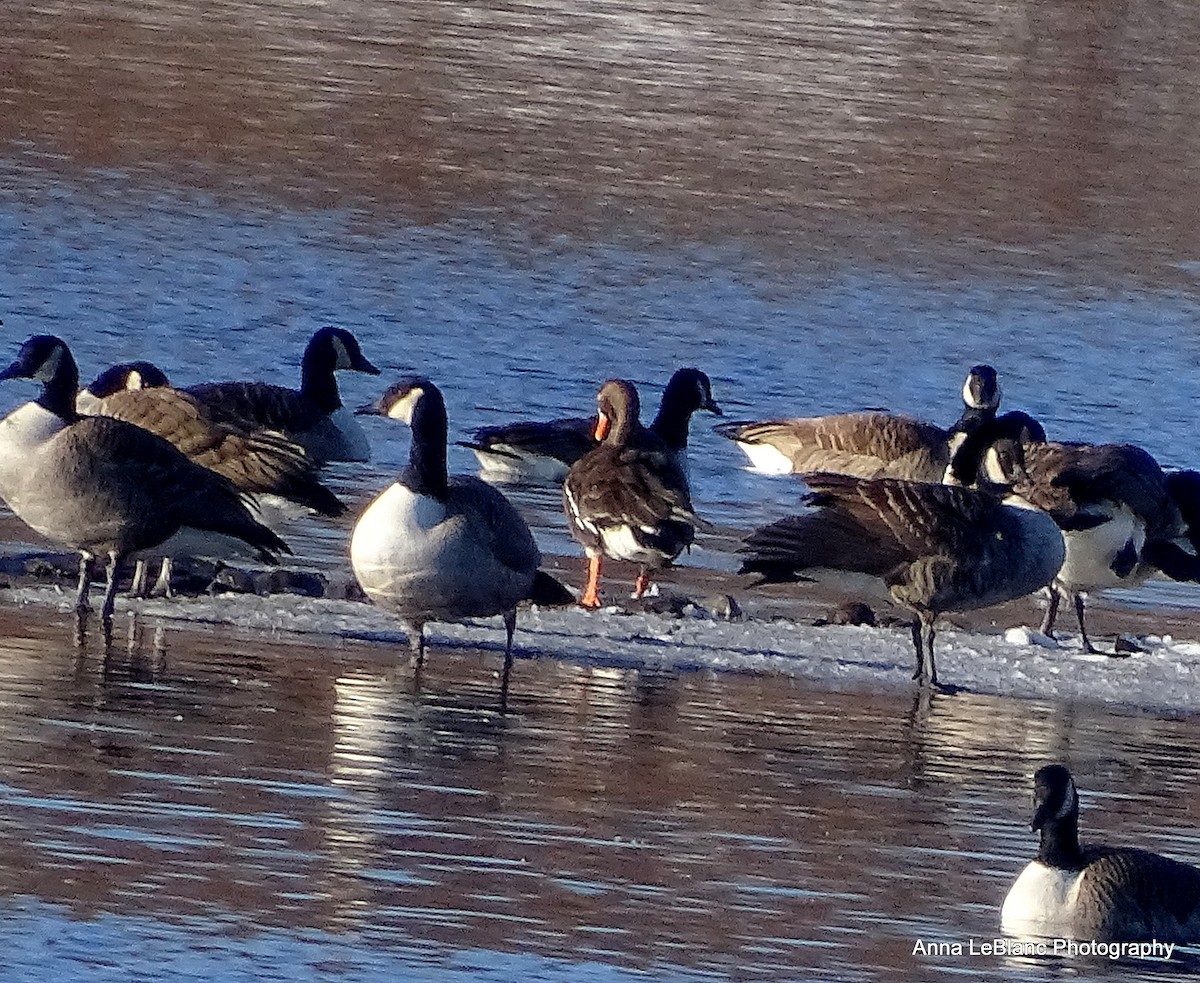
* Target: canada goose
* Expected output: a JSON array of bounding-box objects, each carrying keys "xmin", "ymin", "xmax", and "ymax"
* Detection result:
[
  {"xmin": 82, "ymin": 364, "xmax": 347, "ymax": 597},
  {"xmin": 716, "ymin": 364, "xmax": 999, "ymax": 480},
  {"xmin": 75, "ymin": 360, "xmax": 171, "ymax": 415},
  {"xmin": 350, "ymin": 378, "xmax": 572, "ymax": 703},
  {"xmin": 562, "ymin": 379, "xmax": 704, "ymax": 608},
  {"xmin": 0, "ymin": 336, "xmax": 289, "ymax": 620},
  {"xmin": 463, "ymin": 367, "xmax": 722, "ymax": 482},
  {"xmin": 952, "ymin": 419, "xmax": 1200, "ymax": 654},
  {"xmin": 82, "ymin": 368, "xmax": 345, "ymax": 518},
  {"xmin": 185, "ymin": 326, "xmax": 381, "ymax": 465},
  {"xmin": 1001, "ymin": 764, "xmax": 1200, "ymax": 942},
  {"xmin": 739, "ymin": 439, "xmax": 1064, "ymax": 688}
]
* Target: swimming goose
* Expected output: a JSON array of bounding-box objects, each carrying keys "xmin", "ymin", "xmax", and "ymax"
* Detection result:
[
  {"xmin": 463, "ymin": 367, "xmax": 722, "ymax": 482},
  {"xmin": 952, "ymin": 419, "xmax": 1200, "ymax": 654},
  {"xmin": 739, "ymin": 439, "xmax": 1064, "ymax": 688},
  {"xmin": 1001, "ymin": 764, "xmax": 1200, "ymax": 942},
  {"xmin": 716, "ymin": 364, "xmax": 999, "ymax": 480},
  {"xmin": 350, "ymin": 378, "xmax": 572, "ymax": 702},
  {"xmin": 75, "ymin": 360, "xmax": 171, "ymax": 415},
  {"xmin": 185, "ymin": 326, "xmax": 381, "ymax": 465},
  {"xmin": 562, "ymin": 379, "xmax": 704, "ymax": 608},
  {"xmin": 0, "ymin": 336, "xmax": 289, "ymax": 620}
]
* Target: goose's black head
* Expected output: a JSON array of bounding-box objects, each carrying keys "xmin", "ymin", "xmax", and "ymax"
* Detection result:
[
  {"xmin": 1031, "ymin": 763, "xmax": 1079, "ymax": 832},
  {"xmin": 306, "ymin": 327, "xmax": 381, "ymax": 376},
  {"xmin": 963, "ymin": 364, "xmax": 1000, "ymax": 412},
  {"xmin": 662, "ymin": 368, "xmax": 722, "ymax": 417},
  {"xmin": 357, "ymin": 377, "xmax": 449, "ymax": 498},
  {"xmin": 950, "ymin": 411, "xmax": 1047, "ymax": 487},
  {"xmin": 85, "ymin": 361, "xmax": 171, "ymax": 399},
  {"xmin": 0, "ymin": 335, "xmax": 80, "ymax": 417},
  {"xmin": 356, "ymin": 377, "xmax": 441, "ymax": 425},
  {"xmin": 977, "ymin": 438, "xmax": 1029, "ymax": 493},
  {"xmin": 300, "ymin": 327, "xmax": 381, "ymax": 412}
]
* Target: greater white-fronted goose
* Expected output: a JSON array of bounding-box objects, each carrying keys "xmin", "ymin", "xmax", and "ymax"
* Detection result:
[
  {"xmin": 562, "ymin": 379, "xmax": 704, "ymax": 608},
  {"xmin": 350, "ymin": 378, "xmax": 572, "ymax": 705},
  {"xmin": 463, "ymin": 367, "xmax": 722, "ymax": 482},
  {"xmin": 716, "ymin": 364, "xmax": 999, "ymax": 480},
  {"xmin": 0, "ymin": 336, "xmax": 289, "ymax": 621},
  {"xmin": 739, "ymin": 439, "xmax": 1064, "ymax": 689},
  {"xmin": 1002, "ymin": 764, "xmax": 1200, "ymax": 942},
  {"xmin": 951, "ymin": 417, "xmax": 1200, "ymax": 654},
  {"xmin": 185, "ymin": 326, "xmax": 381, "ymax": 465}
]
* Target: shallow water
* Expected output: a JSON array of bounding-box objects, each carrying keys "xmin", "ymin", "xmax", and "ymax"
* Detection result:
[
  {"xmin": 0, "ymin": 611, "xmax": 1196, "ymax": 982},
  {"xmin": 6, "ymin": 0, "xmax": 1200, "ymax": 978}
]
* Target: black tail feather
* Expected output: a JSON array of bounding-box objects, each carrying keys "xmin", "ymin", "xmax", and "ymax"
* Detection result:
[{"xmin": 529, "ymin": 569, "xmax": 575, "ymax": 606}]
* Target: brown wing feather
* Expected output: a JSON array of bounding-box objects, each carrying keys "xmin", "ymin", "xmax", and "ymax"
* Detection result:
[
  {"xmin": 564, "ymin": 439, "xmax": 696, "ymax": 532},
  {"xmin": 1075, "ymin": 847, "xmax": 1200, "ymax": 941},
  {"xmin": 54, "ymin": 418, "xmax": 288, "ymax": 557},
  {"xmin": 95, "ymin": 389, "xmax": 344, "ymax": 516},
  {"xmin": 185, "ymin": 381, "xmax": 324, "ymax": 433},
  {"xmin": 725, "ymin": 412, "xmax": 949, "ymax": 480},
  {"xmin": 448, "ymin": 475, "xmax": 541, "ymax": 577},
  {"xmin": 1020, "ymin": 442, "xmax": 1177, "ymax": 535}
]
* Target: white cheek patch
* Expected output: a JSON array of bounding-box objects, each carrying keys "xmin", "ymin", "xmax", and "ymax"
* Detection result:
[
  {"xmin": 331, "ymin": 335, "xmax": 352, "ymax": 370},
  {"xmin": 1055, "ymin": 778, "xmax": 1076, "ymax": 820},
  {"xmin": 982, "ymin": 447, "xmax": 1007, "ymax": 484},
  {"xmin": 387, "ymin": 388, "xmax": 423, "ymax": 423},
  {"xmin": 35, "ymin": 346, "xmax": 63, "ymax": 383},
  {"xmin": 963, "ymin": 375, "xmax": 1001, "ymax": 410},
  {"xmin": 127, "ymin": 370, "xmax": 144, "ymax": 391}
]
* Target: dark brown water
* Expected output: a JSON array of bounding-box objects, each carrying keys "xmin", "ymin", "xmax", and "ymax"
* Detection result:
[{"xmin": 6, "ymin": 1, "xmax": 1200, "ymax": 979}]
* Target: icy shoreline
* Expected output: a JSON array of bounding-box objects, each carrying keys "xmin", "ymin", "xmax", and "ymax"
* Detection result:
[{"xmin": 7, "ymin": 579, "xmax": 1200, "ymax": 716}]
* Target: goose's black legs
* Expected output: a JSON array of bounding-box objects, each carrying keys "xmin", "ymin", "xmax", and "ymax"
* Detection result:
[
  {"xmin": 911, "ymin": 615, "xmax": 938, "ymax": 686},
  {"xmin": 500, "ymin": 609, "xmax": 517, "ymax": 713},
  {"xmin": 1040, "ymin": 587, "xmax": 1061, "ymax": 637},
  {"xmin": 99, "ymin": 552, "xmax": 123, "ymax": 622},
  {"xmin": 1074, "ymin": 593, "xmax": 1100, "ymax": 654},
  {"xmin": 407, "ymin": 622, "xmax": 426, "ymax": 666},
  {"xmin": 75, "ymin": 553, "xmax": 94, "ymax": 613}
]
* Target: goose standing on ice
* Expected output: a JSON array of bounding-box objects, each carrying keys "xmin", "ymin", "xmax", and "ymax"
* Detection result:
[
  {"xmin": 79, "ymin": 361, "xmax": 346, "ymax": 596},
  {"xmin": 951, "ymin": 419, "xmax": 1200, "ymax": 654},
  {"xmin": 350, "ymin": 378, "xmax": 572, "ymax": 705},
  {"xmin": 739, "ymin": 438, "xmax": 1064, "ymax": 689},
  {"xmin": 463, "ymin": 367, "xmax": 722, "ymax": 482},
  {"xmin": 0, "ymin": 336, "xmax": 288, "ymax": 621},
  {"xmin": 562, "ymin": 379, "xmax": 704, "ymax": 608},
  {"xmin": 186, "ymin": 326, "xmax": 381, "ymax": 465},
  {"xmin": 716, "ymin": 364, "xmax": 1000, "ymax": 480},
  {"xmin": 1001, "ymin": 764, "xmax": 1200, "ymax": 942},
  {"xmin": 81, "ymin": 362, "xmax": 345, "ymax": 519}
]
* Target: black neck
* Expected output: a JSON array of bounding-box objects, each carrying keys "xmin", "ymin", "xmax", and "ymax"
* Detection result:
[
  {"xmin": 1037, "ymin": 813, "xmax": 1085, "ymax": 869},
  {"xmin": 300, "ymin": 350, "xmax": 341, "ymax": 413},
  {"xmin": 40, "ymin": 351, "xmax": 81, "ymax": 422},
  {"xmin": 400, "ymin": 390, "xmax": 449, "ymax": 499},
  {"xmin": 650, "ymin": 396, "xmax": 694, "ymax": 452},
  {"xmin": 949, "ymin": 404, "xmax": 995, "ymax": 436}
]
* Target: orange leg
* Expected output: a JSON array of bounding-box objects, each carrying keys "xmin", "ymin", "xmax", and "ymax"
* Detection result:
[
  {"xmin": 579, "ymin": 555, "xmax": 603, "ymax": 608},
  {"xmin": 632, "ymin": 571, "xmax": 650, "ymax": 599}
]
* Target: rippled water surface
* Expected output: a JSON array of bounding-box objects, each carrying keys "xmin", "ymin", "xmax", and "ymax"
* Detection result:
[
  {"xmin": 6, "ymin": 0, "xmax": 1200, "ymax": 978},
  {"xmin": 0, "ymin": 615, "xmax": 1196, "ymax": 982}
]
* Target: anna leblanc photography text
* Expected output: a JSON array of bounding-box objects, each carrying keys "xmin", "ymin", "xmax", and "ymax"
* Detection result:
[{"xmin": 911, "ymin": 938, "xmax": 1177, "ymax": 961}]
